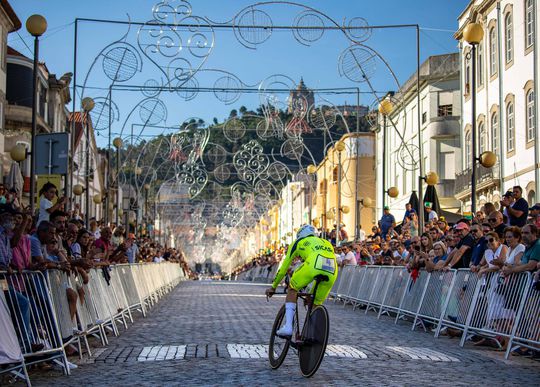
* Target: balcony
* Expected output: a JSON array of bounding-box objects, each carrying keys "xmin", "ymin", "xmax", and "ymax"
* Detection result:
[
  {"xmin": 454, "ymin": 164, "xmax": 500, "ymax": 198},
  {"xmin": 427, "ymin": 116, "xmax": 460, "ymax": 138}
]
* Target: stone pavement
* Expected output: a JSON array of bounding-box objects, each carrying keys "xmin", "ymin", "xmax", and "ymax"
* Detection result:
[{"xmin": 24, "ymin": 281, "xmax": 539, "ymax": 386}]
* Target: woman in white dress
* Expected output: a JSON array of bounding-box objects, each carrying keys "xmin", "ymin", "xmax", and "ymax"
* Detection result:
[{"xmin": 476, "ymin": 232, "xmax": 513, "ymax": 348}]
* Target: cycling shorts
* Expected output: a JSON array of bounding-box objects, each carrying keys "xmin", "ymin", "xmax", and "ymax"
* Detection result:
[{"xmin": 289, "ymin": 255, "xmax": 338, "ymax": 305}]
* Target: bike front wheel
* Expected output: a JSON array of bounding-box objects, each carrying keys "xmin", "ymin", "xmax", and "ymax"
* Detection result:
[
  {"xmin": 268, "ymin": 304, "xmax": 290, "ymax": 369},
  {"xmin": 298, "ymin": 305, "xmax": 329, "ymax": 378}
]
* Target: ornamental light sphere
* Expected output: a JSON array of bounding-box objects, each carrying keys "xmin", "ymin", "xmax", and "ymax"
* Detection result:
[
  {"xmin": 341, "ymin": 205, "xmax": 350, "ymax": 214},
  {"xmin": 306, "ymin": 164, "xmax": 317, "ymax": 174},
  {"xmin": 387, "ymin": 186, "xmax": 399, "ymax": 198},
  {"xmin": 113, "ymin": 137, "xmax": 123, "ymax": 149},
  {"xmin": 326, "ymin": 210, "xmax": 335, "ymax": 220},
  {"xmin": 93, "ymin": 194, "xmax": 102, "ymax": 204},
  {"xmin": 81, "ymin": 97, "xmax": 95, "ymax": 112},
  {"xmin": 479, "ymin": 151, "xmax": 497, "ymax": 168},
  {"xmin": 378, "ymin": 98, "xmax": 394, "ymax": 116},
  {"xmin": 10, "ymin": 144, "xmax": 27, "ymax": 162},
  {"xmin": 135, "ymin": 167, "xmax": 142, "ymax": 175},
  {"xmin": 73, "ymin": 184, "xmax": 84, "ymax": 196},
  {"xmin": 463, "ymin": 22, "xmax": 484, "ymax": 44},
  {"xmin": 362, "ymin": 197, "xmax": 373, "ymax": 208},
  {"xmin": 425, "ymin": 171, "xmax": 439, "ymax": 186},
  {"xmin": 335, "ymin": 141, "xmax": 346, "ymax": 152},
  {"xmin": 26, "ymin": 14, "xmax": 47, "ymax": 37}
]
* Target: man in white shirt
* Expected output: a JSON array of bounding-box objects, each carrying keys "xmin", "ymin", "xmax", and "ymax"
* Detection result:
[
  {"xmin": 341, "ymin": 245, "xmax": 357, "ymax": 266},
  {"xmin": 425, "ymin": 202, "xmax": 438, "ymax": 221}
]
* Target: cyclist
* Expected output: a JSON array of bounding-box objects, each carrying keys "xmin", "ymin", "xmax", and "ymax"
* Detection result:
[{"xmin": 265, "ymin": 224, "xmax": 338, "ymax": 336}]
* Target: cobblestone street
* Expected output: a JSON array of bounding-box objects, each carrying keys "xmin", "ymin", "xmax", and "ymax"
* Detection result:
[{"xmin": 27, "ymin": 281, "xmax": 539, "ymax": 386}]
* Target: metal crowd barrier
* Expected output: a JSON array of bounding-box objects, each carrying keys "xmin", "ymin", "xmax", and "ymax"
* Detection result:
[
  {"xmin": 234, "ymin": 264, "xmax": 278, "ymax": 284},
  {"xmin": 327, "ymin": 265, "xmax": 539, "ymax": 359},
  {"xmin": 0, "ymin": 262, "xmax": 185, "ymax": 384}
]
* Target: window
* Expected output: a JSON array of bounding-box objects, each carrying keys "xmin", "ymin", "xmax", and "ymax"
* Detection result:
[
  {"xmin": 332, "ymin": 167, "xmax": 338, "ymax": 182},
  {"xmin": 491, "ymin": 112, "xmax": 499, "ymax": 154},
  {"xmin": 526, "ymin": 0, "xmax": 534, "ymax": 48},
  {"xmin": 465, "ymin": 131, "xmax": 472, "ymax": 168},
  {"xmin": 477, "ymin": 42, "xmax": 484, "ymax": 86},
  {"xmin": 319, "ymin": 179, "xmax": 327, "ymax": 194},
  {"xmin": 438, "ymin": 105, "xmax": 453, "ymax": 117},
  {"xmin": 505, "ymin": 13, "xmax": 513, "ymax": 63},
  {"xmin": 479, "ymin": 122, "xmax": 487, "ymax": 154},
  {"xmin": 507, "ymin": 102, "xmax": 515, "ymax": 151},
  {"xmin": 527, "ymin": 90, "xmax": 535, "ymax": 141},
  {"xmin": 489, "ymin": 27, "xmax": 497, "ymax": 76},
  {"xmin": 465, "ymin": 61, "xmax": 471, "ymax": 95},
  {"xmin": 422, "ymin": 112, "xmax": 427, "ymax": 124}
]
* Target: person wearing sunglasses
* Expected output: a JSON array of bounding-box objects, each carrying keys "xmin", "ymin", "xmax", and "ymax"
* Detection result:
[
  {"xmin": 442, "ymin": 222, "xmax": 475, "ymax": 270},
  {"xmin": 469, "ymin": 223, "xmax": 488, "ymax": 267},
  {"xmin": 486, "ymin": 211, "xmax": 505, "ymax": 239},
  {"xmin": 474, "ymin": 232, "xmax": 508, "ymax": 276}
]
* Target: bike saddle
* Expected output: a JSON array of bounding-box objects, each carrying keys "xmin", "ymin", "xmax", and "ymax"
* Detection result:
[{"xmin": 314, "ymin": 274, "xmax": 329, "ymax": 282}]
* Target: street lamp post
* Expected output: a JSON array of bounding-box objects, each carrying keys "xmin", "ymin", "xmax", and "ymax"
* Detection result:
[
  {"xmin": 378, "ymin": 98, "xmax": 394, "ymax": 212},
  {"xmin": 306, "ymin": 164, "xmax": 317, "ymax": 224},
  {"xmin": 463, "ymin": 23, "xmax": 498, "ymax": 214},
  {"xmin": 81, "ymin": 97, "xmax": 95, "ymax": 228},
  {"xmin": 463, "ymin": 23, "xmax": 484, "ymax": 214},
  {"xmin": 26, "ymin": 15, "xmax": 47, "ymax": 213},
  {"xmin": 335, "ymin": 140, "xmax": 345, "ymax": 246},
  {"xmin": 113, "ymin": 137, "xmax": 123, "ymax": 226}
]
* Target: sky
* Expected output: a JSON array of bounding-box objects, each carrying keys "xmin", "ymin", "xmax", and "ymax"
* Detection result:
[{"xmin": 8, "ymin": 0, "xmax": 470, "ymax": 147}]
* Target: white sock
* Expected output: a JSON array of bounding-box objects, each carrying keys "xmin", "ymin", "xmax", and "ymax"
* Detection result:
[{"xmin": 284, "ymin": 302, "xmax": 296, "ymax": 329}]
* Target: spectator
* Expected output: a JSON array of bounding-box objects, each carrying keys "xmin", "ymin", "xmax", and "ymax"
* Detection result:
[
  {"xmin": 403, "ymin": 211, "xmax": 419, "ymax": 237},
  {"xmin": 357, "ymin": 225, "xmax": 366, "ymax": 242},
  {"xmin": 475, "ymin": 232, "xmax": 507, "ymax": 276},
  {"xmin": 369, "ymin": 226, "xmax": 381, "ymax": 239},
  {"xmin": 443, "ymin": 222, "xmax": 474, "ymax": 269},
  {"xmin": 504, "ymin": 226, "xmax": 525, "ymax": 265},
  {"xmin": 37, "ymin": 182, "xmax": 67, "ymax": 226},
  {"xmin": 379, "ymin": 206, "xmax": 396, "ymax": 239},
  {"xmin": 502, "ymin": 186, "xmax": 529, "ymax": 227},
  {"xmin": 502, "ymin": 224, "xmax": 540, "ymax": 275},
  {"xmin": 474, "ymin": 210, "xmax": 485, "ymax": 224},
  {"xmin": 529, "ymin": 203, "xmax": 540, "ymax": 227},
  {"xmin": 487, "ymin": 211, "xmax": 506, "ymax": 239},
  {"xmin": 71, "ymin": 229, "xmax": 91, "ymax": 260},
  {"xmin": 420, "ymin": 232, "xmax": 433, "ymax": 253},
  {"xmin": 0, "ymin": 184, "xmax": 6, "ymax": 204},
  {"xmin": 126, "ymin": 233, "xmax": 140, "ymax": 264},
  {"xmin": 425, "ymin": 202, "xmax": 438, "ymax": 221},
  {"xmin": 403, "ymin": 203, "xmax": 415, "ymax": 223},
  {"xmin": 341, "ymin": 245, "xmax": 356, "ymax": 266},
  {"xmin": 483, "ymin": 202, "xmax": 496, "ymax": 218},
  {"xmin": 89, "ymin": 219, "xmax": 101, "ymax": 239},
  {"xmin": 432, "ymin": 241, "xmax": 447, "ymax": 265},
  {"xmin": 470, "ymin": 223, "xmax": 488, "ymax": 267}
]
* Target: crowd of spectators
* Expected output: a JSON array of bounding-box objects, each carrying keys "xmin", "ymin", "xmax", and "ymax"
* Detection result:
[
  {"xmin": 0, "ymin": 182, "xmax": 192, "ymax": 363},
  {"xmin": 234, "ymin": 185, "xmax": 540, "ymax": 357}
]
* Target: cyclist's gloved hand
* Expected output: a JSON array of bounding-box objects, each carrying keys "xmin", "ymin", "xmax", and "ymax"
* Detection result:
[{"xmin": 265, "ymin": 287, "xmax": 276, "ymax": 297}]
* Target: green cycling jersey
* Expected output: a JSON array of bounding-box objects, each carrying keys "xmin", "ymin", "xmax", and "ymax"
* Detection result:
[{"xmin": 272, "ymin": 235, "xmax": 337, "ymax": 289}]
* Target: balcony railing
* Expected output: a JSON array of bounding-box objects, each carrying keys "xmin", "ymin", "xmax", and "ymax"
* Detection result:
[{"xmin": 454, "ymin": 164, "xmax": 500, "ymax": 196}]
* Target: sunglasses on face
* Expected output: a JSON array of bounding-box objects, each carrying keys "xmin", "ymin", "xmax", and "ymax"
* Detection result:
[
  {"xmin": 488, "ymin": 218, "xmax": 497, "ymax": 223},
  {"xmin": 471, "ymin": 229, "xmax": 480, "ymax": 233},
  {"xmin": 487, "ymin": 238, "xmax": 496, "ymax": 243}
]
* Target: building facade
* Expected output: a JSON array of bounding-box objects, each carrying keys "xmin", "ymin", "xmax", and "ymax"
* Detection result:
[
  {"xmin": 455, "ymin": 0, "xmax": 539, "ymax": 210},
  {"xmin": 0, "ymin": 0, "xmax": 19, "ymax": 180},
  {"xmin": 313, "ymin": 132, "xmax": 377, "ymax": 240},
  {"xmin": 375, "ymin": 53, "xmax": 462, "ymax": 221}
]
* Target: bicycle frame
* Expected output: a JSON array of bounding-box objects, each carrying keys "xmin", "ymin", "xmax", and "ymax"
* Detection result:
[{"xmin": 290, "ymin": 279, "xmax": 322, "ymax": 348}]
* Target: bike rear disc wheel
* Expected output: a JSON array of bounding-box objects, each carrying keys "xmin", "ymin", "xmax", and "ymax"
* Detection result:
[
  {"xmin": 298, "ymin": 305, "xmax": 329, "ymax": 378},
  {"xmin": 268, "ymin": 304, "xmax": 290, "ymax": 369}
]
